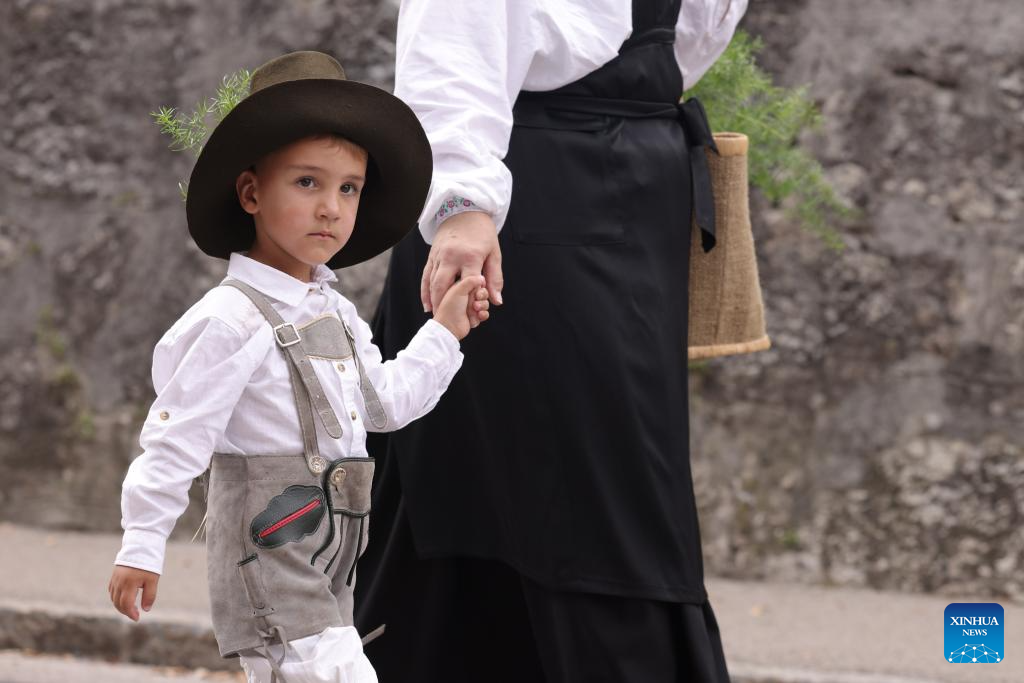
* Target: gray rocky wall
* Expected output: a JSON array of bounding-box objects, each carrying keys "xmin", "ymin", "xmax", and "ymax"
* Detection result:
[
  {"xmin": 0, "ymin": 0, "xmax": 401, "ymax": 541},
  {"xmin": 1, "ymin": 0, "xmax": 1021, "ymax": 600},
  {"xmin": 695, "ymin": 1, "xmax": 1024, "ymax": 600}
]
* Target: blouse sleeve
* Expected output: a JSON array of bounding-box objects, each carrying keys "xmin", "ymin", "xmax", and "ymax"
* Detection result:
[
  {"xmin": 394, "ymin": 0, "xmax": 539, "ymax": 243},
  {"xmin": 675, "ymin": 0, "xmax": 748, "ymax": 90},
  {"xmin": 114, "ymin": 316, "xmax": 267, "ymax": 575}
]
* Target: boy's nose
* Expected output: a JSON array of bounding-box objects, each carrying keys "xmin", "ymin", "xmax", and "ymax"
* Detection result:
[{"xmin": 318, "ymin": 195, "xmax": 342, "ymax": 221}]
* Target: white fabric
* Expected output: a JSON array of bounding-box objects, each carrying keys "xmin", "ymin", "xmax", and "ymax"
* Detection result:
[
  {"xmin": 239, "ymin": 626, "xmax": 377, "ymax": 683},
  {"xmin": 396, "ymin": 0, "xmax": 747, "ymax": 243},
  {"xmin": 115, "ymin": 252, "xmax": 462, "ymax": 575}
]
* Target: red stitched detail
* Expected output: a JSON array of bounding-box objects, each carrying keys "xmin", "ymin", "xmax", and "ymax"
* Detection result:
[{"xmin": 258, "ymin": 499, "xmax": 322, "ymax": 538}]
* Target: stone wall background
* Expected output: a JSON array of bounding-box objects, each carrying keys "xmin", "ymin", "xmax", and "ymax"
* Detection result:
[{"xmin": 1, "ymin": 0, "xmax": 1021, "ymax": 601}]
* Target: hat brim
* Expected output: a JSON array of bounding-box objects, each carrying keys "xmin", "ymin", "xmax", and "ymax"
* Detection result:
[{"xmin": 186, "ymin": 78, "xmax": 431, "ymax": 269}]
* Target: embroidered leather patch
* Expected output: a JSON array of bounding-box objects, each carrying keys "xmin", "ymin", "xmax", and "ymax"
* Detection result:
[{"xmin": 250, "ymin": 485, "xmax": 326, "ymax": 549}]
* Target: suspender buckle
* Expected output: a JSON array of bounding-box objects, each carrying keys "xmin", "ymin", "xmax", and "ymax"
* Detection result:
[{"xmin": 273, "ymin": 322, "xmax": 302, "ymax": 347}]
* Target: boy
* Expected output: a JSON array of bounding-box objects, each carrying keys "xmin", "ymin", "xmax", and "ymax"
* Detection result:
[{"xmin": 107, "ymin": 51, "xmax": 490, "ymax": 683}]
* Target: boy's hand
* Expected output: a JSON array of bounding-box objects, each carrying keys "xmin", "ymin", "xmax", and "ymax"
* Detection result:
[
  {"xmin": 434, "ymin": 275, "xmax": 490, "ymax": 340},
  {"xmin": 421, "ymin": 211, "xmax": 503, "ymax": 313},
  {"xmin": 109, "ymin": 565, "xmax": 159, "ymax": 622}
]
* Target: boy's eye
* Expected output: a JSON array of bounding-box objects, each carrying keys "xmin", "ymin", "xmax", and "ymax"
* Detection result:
[
  {"xmin": 297, "ymin": 177, "xmax": 316, "ymax": 188},
  {"xmin": 341, "ymin": 183, "xmax": 360, "ymax": 196}
]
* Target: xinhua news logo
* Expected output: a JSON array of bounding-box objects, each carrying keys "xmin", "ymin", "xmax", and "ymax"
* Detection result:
[{"xmin": 945, "ymin": 603, "xmax": 1004, "ymax": 663}]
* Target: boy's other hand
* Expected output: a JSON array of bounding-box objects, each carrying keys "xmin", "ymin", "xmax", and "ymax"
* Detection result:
[
  {"xmin": 434, "ymin": 275, "xmax": 490, "ymax": 340},
  {"xmin": 109, "ymin": 565, "xmax": 160, "ymax": 622}
]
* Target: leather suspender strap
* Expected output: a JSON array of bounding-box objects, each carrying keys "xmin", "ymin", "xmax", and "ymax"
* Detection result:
[
  {"xmin": 340, "ymin": 319, "xmax": 388, "ymax": 430},
  {"xmin": 223, "ymin": 279, "xmax": 343, "ymax": 439},
  {"xmin": 286, "ymin": 361, "xmax": 327, "ymax": 473},
  {"xmin": 221, "ymin": 279, "xmax": 390, "ymax": 470},
  {"xmin": 222, "ymin": 279, "xmax": 337, "ymax": 474}
]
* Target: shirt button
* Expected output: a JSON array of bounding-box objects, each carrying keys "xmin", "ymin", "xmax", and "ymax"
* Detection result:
[
  {"xmin": 350, "ymin": 410, "xmax": 358, "ymax": 421},
  {"xmin": 159, "ymin": 411, "xmax": 170, "ymax": 421},
  {"xmin": 336, "ymin": 363, "xmax": 346, "ymax": 372}
]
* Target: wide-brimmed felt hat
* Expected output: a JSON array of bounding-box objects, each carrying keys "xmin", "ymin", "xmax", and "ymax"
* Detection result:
[{"xmin": 186, "ymin": 51, "xmax": 432, "ymax": 269}]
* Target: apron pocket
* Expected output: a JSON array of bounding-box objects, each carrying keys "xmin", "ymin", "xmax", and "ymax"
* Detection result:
[{"xmin": 506, "ymin": 118, "xmax": 625, "ymax": 246}]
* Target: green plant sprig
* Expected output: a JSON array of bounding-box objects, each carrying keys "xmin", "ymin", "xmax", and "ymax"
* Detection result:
[
  {"xmin": 150, "ymin": 68, "xmax": 252, "ymax": 198},
  {"xmin": 688, "ymin": 31, "xmax": 852, "ymax": 250}
]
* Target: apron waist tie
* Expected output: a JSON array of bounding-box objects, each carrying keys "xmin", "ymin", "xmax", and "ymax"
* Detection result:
[{"xmin": 513, "ymin": 92, "xmax": 719, "ymax": 252}]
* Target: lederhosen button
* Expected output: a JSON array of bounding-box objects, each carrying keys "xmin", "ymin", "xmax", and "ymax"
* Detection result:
[{"xmin": 330, "ymin": 467, "xmax": 347, "ymax": 488}]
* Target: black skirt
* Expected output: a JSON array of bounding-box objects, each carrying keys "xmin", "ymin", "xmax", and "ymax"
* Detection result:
[{"xmin": 360, "ymin": 499, "xmax": 731, "ymax": 683}]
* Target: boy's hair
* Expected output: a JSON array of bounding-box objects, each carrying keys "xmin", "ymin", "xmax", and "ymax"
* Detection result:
[
  {"xmin": 309, "ymin": 132, "xmax": 366, "ymax": 154},
  {"xmin": 250, "ymin": 133, "xmax": 368, "ymax": 173}
]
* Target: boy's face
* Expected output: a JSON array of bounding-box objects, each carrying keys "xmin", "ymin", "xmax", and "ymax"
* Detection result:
[{"xmin": 236, "ymin": 135, "xmax": 368, "ymax": 281}]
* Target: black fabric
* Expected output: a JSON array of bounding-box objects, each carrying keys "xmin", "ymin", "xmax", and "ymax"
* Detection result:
[
  {"xmin": 356, "ymin": 0, "xmax": 733, "ymax": 675},
  {"xmin": 359, "ymin": 502, "xmax": 547, "ymax": 682},
  {"xmin": 511, "ymin": 93, "xmax": 719, "ymax": 251},
  {"xmin": 357, "ymin": 0, "xmax": 707, "ymax": 603},
  {"xmin": 359, "ymin": 502, "xmax": 731, "ymax": 683},
  {"xmin": 521, "ymin": 575, "xmax": 731, "ymax": 683}
]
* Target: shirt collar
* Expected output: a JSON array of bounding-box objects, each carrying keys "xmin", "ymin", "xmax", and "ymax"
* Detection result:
[{"xmin": 225, "ymin": 252, "xmax": 338, "ymax": 307}]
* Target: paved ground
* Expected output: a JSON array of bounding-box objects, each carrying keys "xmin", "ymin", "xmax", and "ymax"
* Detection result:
[
  {"xmin": 0, "ymin": 650, "xmax": 243, "ymax": 683},
  {"xmin": 0, "ymin": 522, "xmax": 1019, "ymax": 683}
]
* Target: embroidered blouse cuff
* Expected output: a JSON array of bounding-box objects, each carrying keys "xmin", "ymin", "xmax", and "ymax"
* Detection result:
[{"xmin": 435, "ymin": 195, "xmax": 486, "ymax": 227}]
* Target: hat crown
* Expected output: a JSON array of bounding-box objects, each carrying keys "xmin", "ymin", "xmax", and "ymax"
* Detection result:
[{"xmin": 250, "ymin": 51, "xmax": 347, "ymax": 95}]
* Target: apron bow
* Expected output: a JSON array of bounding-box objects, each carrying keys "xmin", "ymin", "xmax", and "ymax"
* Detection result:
[{"xmin": 677, "ymin": 97, "xmax": 718, "ymax": 252}]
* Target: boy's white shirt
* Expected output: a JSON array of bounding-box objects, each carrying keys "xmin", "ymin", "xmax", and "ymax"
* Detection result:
[{"xmin": 115, "ymin": 252, "xmax": 462, "ymax": 575}]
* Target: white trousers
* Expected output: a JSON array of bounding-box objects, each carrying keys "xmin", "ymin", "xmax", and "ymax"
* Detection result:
[{"xmin": 239, "ymin": 625, "xmax": 378, "ymax": 683}]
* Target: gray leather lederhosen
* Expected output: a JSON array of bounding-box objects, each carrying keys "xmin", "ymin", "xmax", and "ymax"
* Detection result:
[{"xmin": 204, "ymin": 279, "xmax": 387, "ymax": 682}]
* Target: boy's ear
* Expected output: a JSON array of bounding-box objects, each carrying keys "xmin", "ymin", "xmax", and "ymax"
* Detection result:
[{"xmin": 236, "ymin": 169, "xmax": 258, "ymax": 215}]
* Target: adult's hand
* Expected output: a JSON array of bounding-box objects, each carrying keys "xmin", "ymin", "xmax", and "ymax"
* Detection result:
[{"xmin": 421, "ymin": 211, "xmax": 504, "ymax": 318}]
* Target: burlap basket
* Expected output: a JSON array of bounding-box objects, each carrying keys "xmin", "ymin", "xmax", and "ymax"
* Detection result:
[{"xmin": 688, "ymin": 132, "xmax": 771, "ymax": 360}]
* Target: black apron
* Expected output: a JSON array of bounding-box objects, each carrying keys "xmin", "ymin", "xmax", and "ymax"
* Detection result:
[{"xmin": 358, "ymin": 0, "xmax": 718, "ymax": 605}]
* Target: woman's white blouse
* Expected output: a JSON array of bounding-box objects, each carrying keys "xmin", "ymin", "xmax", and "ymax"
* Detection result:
[
  {"xmin": 115, "ymin": 253, "xmax": 463, "ymax": 575},
  {"xmin": 396, "ymin": 0, "xmax": 748, "ymax": 243}
]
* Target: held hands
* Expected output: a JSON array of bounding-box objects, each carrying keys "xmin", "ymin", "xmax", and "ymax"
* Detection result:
[
  {"xmin": 109, "ymin": 565, "xmax": 159, "ymax": 622},
  {"xmin": 434, "ymin": 275, "xmax": 490, "ymax": 340},
  {"xmin": 421, "ymin": 211, "xmax": 504, "ymax": 325}
]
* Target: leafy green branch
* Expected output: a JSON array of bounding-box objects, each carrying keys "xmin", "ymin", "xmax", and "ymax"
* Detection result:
[
  {"xmin": 688, "ymin": 30, "xmax": 852, "ymax": 250},
  {"xmin": 150, "ymin": 68, "xmax": 252, "ymax": 198}
]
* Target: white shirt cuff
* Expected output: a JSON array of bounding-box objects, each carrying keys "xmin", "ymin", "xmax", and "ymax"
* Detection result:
[
  {"xmin": 420, "ymin": 318, "xmax": 461, "ymax": 354},
  {"xmin": 115, "ymin": 528, "xmax": 168, "ymax": 575},
  {"xmin": 409, "ymin": 318, "xmax": 464, "ymax": 391}
]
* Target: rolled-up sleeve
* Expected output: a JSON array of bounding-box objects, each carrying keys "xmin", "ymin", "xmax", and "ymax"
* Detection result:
[
  {"xmin": 115, "ymin": 317, "xmax": 266, "ymax": 575},
  {"xmin": 676, "ymin": 0, "xmax": 748, "ymax": 90},
  {"xmin": 345, "ymin": 310, "xmax": 463, "ymax": 433}
]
